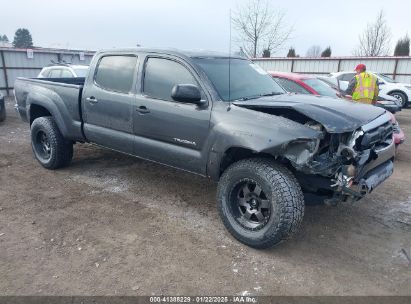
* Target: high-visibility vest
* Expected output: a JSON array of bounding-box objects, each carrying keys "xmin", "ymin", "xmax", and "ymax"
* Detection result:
[{"xmin": 352, "ymin": 72, "xmax": 377, "ymax": 103}]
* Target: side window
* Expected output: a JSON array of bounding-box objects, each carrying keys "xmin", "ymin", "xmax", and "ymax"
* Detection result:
[
  {"xmin": 49, "ymin": 69, "xmax": 61, "ymax": 78},
  {"xmin": 342, "ymin": 73, "xmax": 355, "ymax": 81},
  {"xmin": 94, "ymin": 55, "xmax": 137, "ymax": 93},
  {"xmin": 143, "ymin": 57, "xmax": 198, "ymax": 101},
  {"xmin": 40, "ymin": 69, "xmax": 50, "ymax": 77},
  {"xmin": 61, "ymin": 69, "xmax": 74, "ymax": 78},
  {"xmin": 276, "ymin": 78, "xmax": 310, "ymax": 94}
]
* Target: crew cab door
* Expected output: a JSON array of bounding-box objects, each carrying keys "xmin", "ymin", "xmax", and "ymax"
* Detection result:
[
  {"xmin": 82, "ymin": 54, "xmax": 138, "ymax": 153},
  {"xmin": 133, "ymin": 56, "xmax": 211, "ymax": 174}
]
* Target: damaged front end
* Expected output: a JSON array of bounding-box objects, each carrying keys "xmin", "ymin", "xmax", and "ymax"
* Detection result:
[{"xmin": 283, "ymin": 113, "xmax": 395, "ymax": 204}]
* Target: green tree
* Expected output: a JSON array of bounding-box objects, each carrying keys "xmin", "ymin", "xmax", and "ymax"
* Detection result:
[
  {"xmin": 394, "ymin": 35, "xmax": 410, "ymax": 56},
  {"xmin": 321, "ymin": 46, "xmax": 332, "ymax": 57},
  {"xmin": 13, "ymin": 28, "xmax": 33, "ymax": 48},
  {"xmin": 0, "ymin": 34, "xmax": 9, "ymax": 42},
  {"xmin": 287, "ymin": 47, "xmax": 296, "ymax": 57}
]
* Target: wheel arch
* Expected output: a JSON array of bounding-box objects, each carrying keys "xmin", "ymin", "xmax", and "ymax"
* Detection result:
[
  {"xmin": 26, "ymin": 93, "xmax": 71, "ymax": 138},
  {"xmin": 29, "ymin": 104, "xmax": 52, "ymax": 125},
  {"xmin": 218, "ymin": 147, "xmax": 277, "ymax": 179}
]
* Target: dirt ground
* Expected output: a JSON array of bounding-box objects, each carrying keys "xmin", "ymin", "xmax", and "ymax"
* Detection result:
[{"xmin": 0, "ymin": 97, "xmax": 410, "ymax": 296}]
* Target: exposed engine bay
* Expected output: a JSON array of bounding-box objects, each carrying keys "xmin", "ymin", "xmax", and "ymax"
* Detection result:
[
  {"xmin": 236, "ymin": 104, "xmax": 396, "ymax": 204},
  {"xmin": 284, "ymin": 112, "xmax": 395, "ymax": 203}
]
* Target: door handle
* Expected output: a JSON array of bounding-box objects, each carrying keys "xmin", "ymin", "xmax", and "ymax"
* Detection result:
[
  {"xmin": 136, "ymin": 105, "xmax": 150, "ymax": 114},
  {"xmin": 86, "ymin": 96, "xmax": 98, "ymax": 104}
]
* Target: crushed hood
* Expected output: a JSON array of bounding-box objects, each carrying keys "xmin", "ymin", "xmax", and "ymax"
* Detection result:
[{"xmin": 233, "ymin": 94, "xmax": 386, "ymax": 133}]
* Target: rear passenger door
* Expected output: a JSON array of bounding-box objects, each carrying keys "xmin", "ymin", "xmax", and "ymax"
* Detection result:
[{"xmin": 82, "ymin": 54, "xmax": 139, "ymax": 154}]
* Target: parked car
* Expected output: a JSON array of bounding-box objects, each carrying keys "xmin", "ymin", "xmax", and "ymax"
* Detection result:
[
  {"xmin": 15, "ymin": 48, "xmax": 396, "ymax": 248},
  {"xmin": 38, "ymin": 64, "xmax": 89, "ymax": 78},
  {"xmin": 270, "ymin": 72, "xmax": 341, "ymax": 98},
  {"xmin": 329, "ymin": 71, "xmax": 411, "ymax": 107},
  {"xmin": 388, "ymin": 112, "xmax": 405, "ymax": 147},
  {"xmin": 318, "ymin": 76, "xmax": 402, "ymax": 114},
  {"xmin": 0, "ymin": 92, "xmax": 5, "ymax": 122},
  {"xmin": 270, "ymin": 72, "xmax": 401, "ymax": 113}
]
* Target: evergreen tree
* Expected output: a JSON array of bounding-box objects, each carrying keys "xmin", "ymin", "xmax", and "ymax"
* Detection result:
[
  {"xmin": 394, "ymin": 35, "xmax": 410, "ymax": 56},
  {"xmin": 321, "ymin": 46, "xmax": 332, "ymax": 57},
  {"xmin": 13, "ymin": 28, "xmax": 33, "ymax": 48},
  {"xmin": 0, "ymin": 34, "xmax": 9, "ymax": 42},
  {"xmin": 287, "ymin": 47, "xmax": 296, "ymax": 57}
]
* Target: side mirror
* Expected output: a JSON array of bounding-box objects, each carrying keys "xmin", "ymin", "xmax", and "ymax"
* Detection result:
[{"xmin": 171, "ymin": 84, "xmax": 204, "ymax": 105}]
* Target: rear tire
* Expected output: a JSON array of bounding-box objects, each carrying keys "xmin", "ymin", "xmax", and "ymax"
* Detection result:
[
  {"xmin": 0, "ymin": 105, "xmax": 5, "ymax": 122},
  {"xmin": 217, "ymin": 158, "xmax": 305, "ymax": 249},
  {"xmin": 31, "ymin": 117, "xmax": 73, "ymax": 169}
]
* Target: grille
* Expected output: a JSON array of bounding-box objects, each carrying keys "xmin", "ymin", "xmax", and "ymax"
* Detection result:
[
  {"xmin": 392, "ymin": 121, "xmax": 401, "ymax": 134},
  {"xmin": 358, "ymin": 121, "xmax": 393, "ymax": 150}
]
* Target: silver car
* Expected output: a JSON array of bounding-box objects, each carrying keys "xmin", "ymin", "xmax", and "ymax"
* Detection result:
[{"xmin": 38, "ymin": 64, "xmax": 89, "ymax": 78}]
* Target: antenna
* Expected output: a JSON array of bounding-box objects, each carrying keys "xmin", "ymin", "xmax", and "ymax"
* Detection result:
[{"xmin": 228, "ymin": 9, "xmax": 232, "ymax": 110}]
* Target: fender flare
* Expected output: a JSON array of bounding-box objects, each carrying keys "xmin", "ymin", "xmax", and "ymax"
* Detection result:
[{"xmin": 26, "ymin": 91, "xmax": 71, "ymax": 138}]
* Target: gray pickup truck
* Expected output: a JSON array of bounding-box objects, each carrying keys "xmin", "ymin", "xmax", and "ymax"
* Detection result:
[{"xmin": 14, "ymin": 48, "xmax": 395, "ymax": 248}]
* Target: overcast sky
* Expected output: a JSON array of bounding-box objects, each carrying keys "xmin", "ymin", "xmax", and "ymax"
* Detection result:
[{"xmin": 1, "ymin": 0, "xmax": 410, "ymax": 56}]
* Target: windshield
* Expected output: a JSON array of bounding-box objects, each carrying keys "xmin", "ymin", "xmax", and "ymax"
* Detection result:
[
  {"xmin": 73, "ymin": 67, "xmax": 89, "ymax": 78},
  {"xmin": 302, "ymin": 78, "xmax": 337, "ymax": 97},
  {"xmin": 193, "ymin": 58, "xmax": 284, "ymax": 101},
  {"xmin": 376, "ymin": 73, "xmax": 396, "ymax": 83}
]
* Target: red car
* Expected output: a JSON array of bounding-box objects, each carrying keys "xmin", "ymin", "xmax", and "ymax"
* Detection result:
[
  {"xmin": 269, "ymin": 71, "xmax": 405, "ymax": 147},
  {"xmin": 269, "ymin": 72, "xmax": 341, "ymax": 98}
]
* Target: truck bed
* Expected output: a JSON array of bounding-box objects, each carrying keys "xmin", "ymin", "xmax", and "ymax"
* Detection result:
[{"xmin": 14, "ymin": 77, "xmax": 86, "ymax": 141}]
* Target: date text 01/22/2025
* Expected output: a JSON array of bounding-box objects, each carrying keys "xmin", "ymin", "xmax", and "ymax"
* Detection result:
[{"xmin": 149, "ymin": 296, "xmax": 257, "ymax": 303}]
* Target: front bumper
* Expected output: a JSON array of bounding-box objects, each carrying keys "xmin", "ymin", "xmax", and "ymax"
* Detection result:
[
  {"xmin": 358, "ymin": 160, "xmax": 393, "ymax": 194},
  {"xmin": 375, "ymin": 102, "xmax": 401, "ymax": 113},
  {"xmin": 360, "ymin": 136, "xmax": 396, "ymax": 177}
]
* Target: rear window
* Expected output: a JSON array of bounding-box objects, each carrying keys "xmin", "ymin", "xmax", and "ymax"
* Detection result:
[
  {"xmin": 61, "ymin": 69, "xmax": 74, "ymax": 78},
  {"xmin": 73, "ymin": 67, "xmax": 88, "ymax": 78},
  {"xmin": 49, "ymin": 69, "xmax": 61, "ymax": 78},
  {"xmin": 94, "ymin": 55, "xmax": 137, "ymax": 93}
]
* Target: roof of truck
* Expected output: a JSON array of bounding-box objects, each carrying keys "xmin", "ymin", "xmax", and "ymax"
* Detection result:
[{"xmin": 97, "ymin": 48, "xmax": 247, "ymax": 60}]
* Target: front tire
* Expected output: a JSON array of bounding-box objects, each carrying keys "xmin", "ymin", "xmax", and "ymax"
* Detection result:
[
  {"xmin": 31, "ymin": 117, "xmax": 73, "ymax": 169},
  {"xmin": 217, "ymin": 158, "xmax": 305, "ymax": 249},
  {"xmin": 389, "ymin": 92, "xmax": 407, "ymax": 108}
]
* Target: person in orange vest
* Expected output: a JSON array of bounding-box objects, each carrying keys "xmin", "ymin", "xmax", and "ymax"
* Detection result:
[{"xmin": 345, "ymin": 64, "xmax": 379, "ymax": 104}]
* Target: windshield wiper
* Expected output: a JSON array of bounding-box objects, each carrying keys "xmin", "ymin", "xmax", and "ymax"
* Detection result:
[
  {"xmin": 236, "ymin": 92, "xmax": 284, "ymax": 101},
  {"xmin": 260, "ymin": 92, "xmax": 284, "ymax": 97},
  {"xmin": 236, "ymin": 95, "xmax": 262, "ymax": 101}
]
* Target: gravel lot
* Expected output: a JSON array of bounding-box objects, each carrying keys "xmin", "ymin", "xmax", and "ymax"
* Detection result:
[{"xmin": 0, "ymin": 97, "xmax": 410, "ymax": 296}]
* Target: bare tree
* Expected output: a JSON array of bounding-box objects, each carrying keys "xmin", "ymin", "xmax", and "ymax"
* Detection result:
[
  {"xmin": 232, "ymin": 0, "xmax": 293, "ymax": 57},
  {"xmin": 354, "ymin": 10, "xmax": 391, "ymax": 56},
  {"xmin": 306, "ymin": 45, "xmax": 322, "ymax": 57}
]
